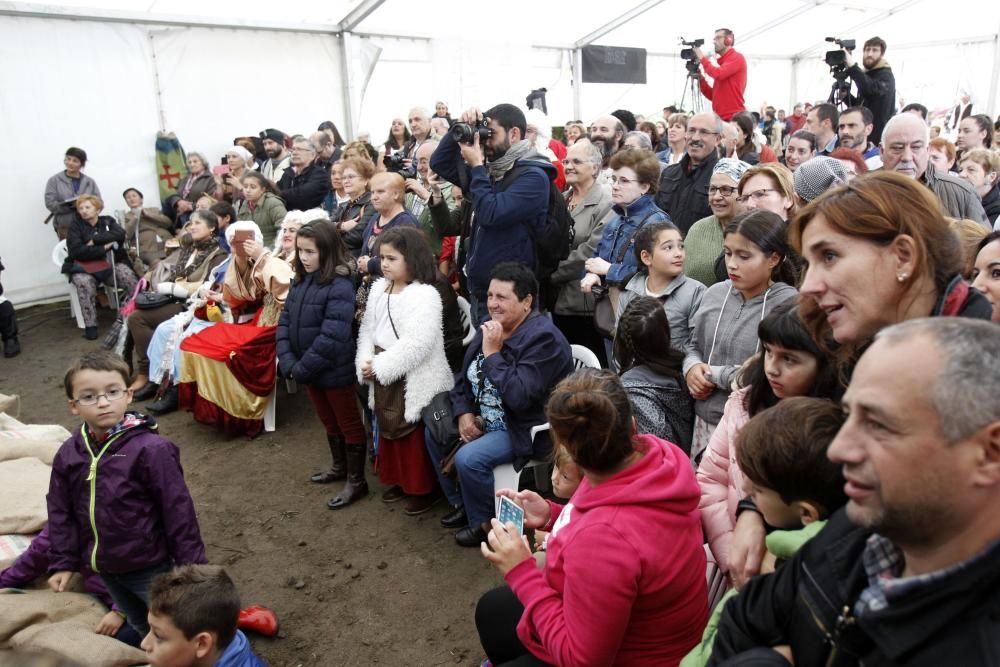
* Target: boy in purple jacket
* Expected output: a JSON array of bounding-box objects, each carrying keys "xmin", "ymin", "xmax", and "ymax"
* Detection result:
[{"xmin": 47, "ymin": 351, "xmax": 207, "ymax": 638}]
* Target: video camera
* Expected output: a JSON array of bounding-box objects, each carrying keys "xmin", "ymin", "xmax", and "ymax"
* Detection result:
[
  {"xmin": 679, "ymin": 38, "xmax": 704, "ymax": 76},
  {"xmin": 824, "ymin": 37, "xmax": 856, "ymax": 69},
  {"xmin": 383, "ymin": 152, "xmax": 417, "ymax": 179}
]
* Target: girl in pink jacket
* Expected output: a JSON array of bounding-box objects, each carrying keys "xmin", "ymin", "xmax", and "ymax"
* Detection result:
[
  {"xmin": 696, "ymin": 301, "xmax": 840, "ymax": 573},
  {"xmin": 477, "ymin": 369, "xmax": 708, "ymax": 667}
]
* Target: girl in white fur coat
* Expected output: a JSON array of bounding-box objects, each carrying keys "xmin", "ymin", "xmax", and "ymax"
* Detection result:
[{"xmin": 356, "ymin": 227, "xmax": 453, "ymax": 515}]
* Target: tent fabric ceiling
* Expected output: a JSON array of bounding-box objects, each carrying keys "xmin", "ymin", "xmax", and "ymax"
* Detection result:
[{"xmin": 9, "ymin": 0, "xmax": 1000, "ymax": 58}]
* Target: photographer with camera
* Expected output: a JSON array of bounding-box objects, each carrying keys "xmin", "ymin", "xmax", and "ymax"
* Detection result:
[
  {"xmin": 692, "ymin": 29, "xmax": 747, "ymax": 122},
  {"xmin": 430, "ymin": 103, "xmax": 557, "ymax": 322},
  {"xmin": 844, "ymin": 36, "xmax": 895, "ymax": 145}
]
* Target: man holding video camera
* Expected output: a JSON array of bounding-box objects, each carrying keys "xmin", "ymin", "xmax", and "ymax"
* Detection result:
[
  {"xmin": 430, "ymin": 103, "xmax": 556, "ymax": 322},
  {"xmin": 845, "ymin": 36, "xmax": 895, "ymax": 145},
  {"xmin": 693, "ymin": 29, "xmax": 747, "ymax": 121}
]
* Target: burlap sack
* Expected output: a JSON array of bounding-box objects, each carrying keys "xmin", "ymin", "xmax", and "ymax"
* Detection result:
[
  {"xmin": 0, "ymin": 414, "xmax": 69, "ymax": 465},
  {"xmin": 0, "ymin": 459, "xmax": 50, "ymax": 534},
  {"xmin": 0, "ymin": 590, "xmax": 147, "ymax": 666},
  {"xmin": 0, "ymin": 394, "xmax": 18, "ymax": 418}
]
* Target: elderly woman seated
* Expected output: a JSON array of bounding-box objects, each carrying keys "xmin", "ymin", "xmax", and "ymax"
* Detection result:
[
  {"xmin": 424, "ymin": 263, "xmax": 574, "ymax": 547},
  {"xmin": 126, "ymin": 208, "xmax": 228, "ymax": 398},
  {"xmin": 172, "ymin": 210, "xmax": 321, "ymax": 435}
]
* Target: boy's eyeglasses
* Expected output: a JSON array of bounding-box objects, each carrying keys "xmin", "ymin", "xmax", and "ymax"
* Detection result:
[{"xmin": 73, "ymin": 388, "xmax": 128, "ymax": 406}]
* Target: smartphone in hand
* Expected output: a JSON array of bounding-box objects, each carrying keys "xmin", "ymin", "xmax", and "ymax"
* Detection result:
[{"xmin": 498, "ymin": 496, "xmax": 525, "ymax": 535}]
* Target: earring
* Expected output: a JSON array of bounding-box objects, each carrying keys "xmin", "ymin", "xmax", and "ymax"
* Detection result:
[{"xmin": 897, "ymin": 273, "xmax": 908, "ymax": 283}]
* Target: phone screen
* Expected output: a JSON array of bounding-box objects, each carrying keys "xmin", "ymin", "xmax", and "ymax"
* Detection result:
[{"xmin": 497, "ymin": 496, "xmax": 525, "ymax": 535}]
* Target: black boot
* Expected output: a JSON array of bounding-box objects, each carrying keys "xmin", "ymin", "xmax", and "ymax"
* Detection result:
[
  {"xmin": 311, "ymin": 435, "xmax": 347, "ymax": 484},
  {"xmin": 84, "ymin": 326, "xmax": 99, "ymax": 340},
  {"xmin": 147, "ymin": 385, "xmax": 179, "ymax": 415},
  {"xmin": 132, "ymin": 382, "xmax": 159, "ymax": 401},
  {"xmin": 0, "ymin": 301, "xmax": 18, "ymax": 358},
  {"xmin": 327, "ymin": 442, "xmax": 369, "ymax": 510}
]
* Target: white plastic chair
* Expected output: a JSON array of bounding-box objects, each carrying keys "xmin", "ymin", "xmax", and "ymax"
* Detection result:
[
  {"xmin": 492, "ymin": 344, "xmax": 603, "ymax": 511},
  {"xmin": 456, "ymin": 295, "xmax": 476, "ymax": 346},
  {"xmin": 51, "ymin": 240, "xmax": 121, "ymax": 328}
]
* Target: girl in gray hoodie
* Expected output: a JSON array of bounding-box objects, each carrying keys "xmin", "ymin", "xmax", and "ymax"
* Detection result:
[{"xmin": 683, "ymin": 210, "xmax": 798, "ymax": 461}]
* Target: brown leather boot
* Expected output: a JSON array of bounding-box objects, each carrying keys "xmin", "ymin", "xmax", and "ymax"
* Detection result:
[
  {"xmin": 327, "ymin": 442, "xmax": 369, "ymax": 510},
  {"xmin": 311, "ymin": 435, "xmax": 347, "ymax": 484}
]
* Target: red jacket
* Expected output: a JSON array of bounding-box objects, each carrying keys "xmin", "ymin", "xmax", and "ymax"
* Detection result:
[
  {"xmin": 699, "ymin": 49, "xmax": 747, "ymax": 121},
  {"xmin": 505, "ymin": 434, "xmax": 708, "ymax": 666}
]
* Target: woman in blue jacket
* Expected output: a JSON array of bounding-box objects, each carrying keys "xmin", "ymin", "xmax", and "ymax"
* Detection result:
[
  {"xmin": 581, "ymin": 149, "xmax": 672, "ymax": 293},
  {"xmin": 276, "ymin": 221, "xmax": 366, "ymax": 510}
]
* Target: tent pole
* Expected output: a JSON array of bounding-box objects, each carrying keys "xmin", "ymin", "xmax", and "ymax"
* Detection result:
[
  {"xmin": 572, "ymin": 48, "xmax": 583, "ymax": 122},
  {"xmin": 148, "ymin": 32, "xmax": 167, "ymax": 132},
  {"xmin": 988, "ymin": 30, "xmax": 1000, "ymax": 118},
  {"xmin": 340, "ymin": 33, "xmax": 356, "ymax": 140},
  {"xmin": 789, "ymin": 57, "xmax": 799, "ymax": 112}
]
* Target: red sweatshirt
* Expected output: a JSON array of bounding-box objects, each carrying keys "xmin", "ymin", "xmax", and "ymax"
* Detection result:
[
  {"xmin": 505, "ymin": 434, "xmax": 708, "ymax": 666},
  {"xmin": 698, "ymin": 49, "xmax": 747, "ymax": 121}
]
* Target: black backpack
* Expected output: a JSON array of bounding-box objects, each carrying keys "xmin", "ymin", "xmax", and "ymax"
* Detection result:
[{"xmin": 502, "ymin": 161, "xmax": 574, "ymax": 308}]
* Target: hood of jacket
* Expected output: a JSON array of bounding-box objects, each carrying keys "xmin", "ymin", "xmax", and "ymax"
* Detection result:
[
  {"xmin": 867, "ymin": 57, "xmax": 891, "ymax": 71},
  {"xmin": 82, "ymin": 410, "xmax": 156, "ymax": 445},
  {"xmin": 572, "ymin": 433, "xmax": 700, "ymax": 516},
  {"xmin": 215, "ymin": 630, "xmax": 264, "ymax": 667}
]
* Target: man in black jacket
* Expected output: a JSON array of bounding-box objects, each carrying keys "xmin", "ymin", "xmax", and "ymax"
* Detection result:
[
  {"xmin": 845, "ymin": 36, "xmax": 895, "ymax": 145},
  {"xmin": 278, "ymin": 135, "xmax": 332, "ymax": 211},
  {"xmin": 709, "ymin": 317, "xmax": 1000, "ymax": 667},
  {"xmin": 655, "ymin": 112, "xmax": 721, "ymax": 234}
]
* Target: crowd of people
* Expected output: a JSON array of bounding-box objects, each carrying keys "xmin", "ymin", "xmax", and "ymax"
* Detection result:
[{"xmin": 6, "ymin": 31, "xmax": 1000, "ymax": 665}]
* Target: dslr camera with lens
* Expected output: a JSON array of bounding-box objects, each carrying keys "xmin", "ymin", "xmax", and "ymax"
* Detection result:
[
  {"xmin": 449, "ymin": 117, "xmax": 494, "ymax": 146},
  {"xmin": 383, "ymin": 152, "xmax": 417, "ymax": 179}
]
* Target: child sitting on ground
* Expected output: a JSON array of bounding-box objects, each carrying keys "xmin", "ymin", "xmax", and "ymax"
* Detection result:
[
  {"xmin": 143, "ymin": 564, "xmax": 265, "ymax": 667},
  {"xmin": 533, "ymin": 444, "xmax": 584, "ymax": 555},
  {"xmin": 47, "ymin": 351, "xmax": 207, "ymax": 638},
  {"xmin": 681, "ymin": 396, "xmax": 847, "ymax": 667}
]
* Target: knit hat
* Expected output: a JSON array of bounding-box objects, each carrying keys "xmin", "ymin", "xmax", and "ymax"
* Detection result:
[
  {"xmin": 713, "ymin": 158, "xmax": 751, "ymax": 184},
  {"xmin": 225, "ymin": 145, "xmax": 254, "ymax": 166},
  {"xmin": 259, "ymin": 128, "xmax": 287, "ymax": 144},
  {"xmin": 794, "ymin": 157, "xmax": 848, "ymax": 203}
]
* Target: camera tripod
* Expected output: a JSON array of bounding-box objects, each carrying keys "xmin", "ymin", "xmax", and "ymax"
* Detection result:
[
  {"xmin": 679, "ymin": 71, "xmax": 704, "ymax": 113},
  {"xmin": 827, "ymin": 69, "xmax": 853, "ymax": 110}
]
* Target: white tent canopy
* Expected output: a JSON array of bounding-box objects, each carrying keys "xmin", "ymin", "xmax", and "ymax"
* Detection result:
[{"xmin": 2, "ymin": 0, "xmax": 999, "ymax": 304}]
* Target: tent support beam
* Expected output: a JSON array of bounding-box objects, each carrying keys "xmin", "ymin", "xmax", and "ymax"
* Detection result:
[
  {"xmin": 572, "ymin": 48, "xmax": 582, "ymax": 122},
  {"xmin": 988, "ymin": 30, "xmax": 1000, "ymax": 118},
  {"xmin": 792, "ymin": 0, "xmax": 923, "ymax": 59},
  {"xmin": 337, "ymin": 0, "xmax": 386, "ymax": 33},
  {"xmin": 737, "ymin": 0, "xmax": 832, "ymax": 47},
  {"xmin": 340, "ymin": 34, "xmax": 358, "ymax": 140},
  {"xmin": 574, "ymin": 0, "xmax": 665, "ymax": 49},
  {"xmin": 0, "ymin": 2, "xmax": 341, "ymax": 34}
]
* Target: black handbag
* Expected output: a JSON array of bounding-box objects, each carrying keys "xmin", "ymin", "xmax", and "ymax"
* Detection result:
[
  {"xmin": 421, "ymin": 391, "xmax": 460, "ymax": 454},
  {"xmin": 134, "ymin": 291, "xmax": 177, "ymax": 310}
]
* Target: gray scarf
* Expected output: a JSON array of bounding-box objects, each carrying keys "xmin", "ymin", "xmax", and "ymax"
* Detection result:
[{"xmin": 487, "ymin": 140, "xmax": 535, "ymax": 181}]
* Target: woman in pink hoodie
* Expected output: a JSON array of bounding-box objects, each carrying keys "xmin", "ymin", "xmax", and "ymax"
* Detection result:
[{"xmin": 477, "ymin": 369, "xmax": 708, "ymax": 667}]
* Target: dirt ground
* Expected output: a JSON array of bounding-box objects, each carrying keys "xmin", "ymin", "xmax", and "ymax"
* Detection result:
[{"xmin": 3, "ymin": 302, "xmax": 508, "ymax": 667}]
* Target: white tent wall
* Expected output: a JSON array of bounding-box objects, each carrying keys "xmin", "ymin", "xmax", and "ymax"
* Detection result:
[
  {"xmin": 0, "ymin": 15, "xmax": 345, "ymax": 307},
  {"xmin": 0, "ymin": 16, "xmax": 162, "ymax": 306}
]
